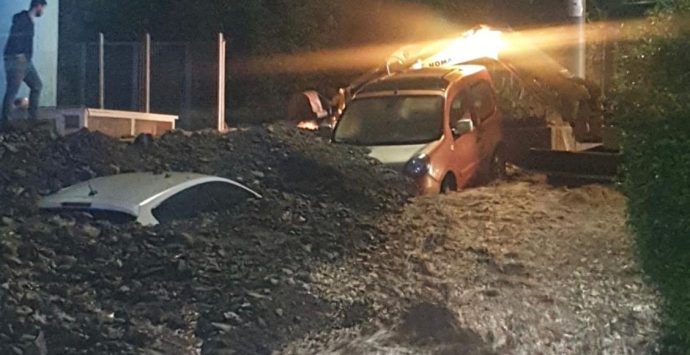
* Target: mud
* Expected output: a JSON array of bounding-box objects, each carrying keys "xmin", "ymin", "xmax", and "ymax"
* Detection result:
[{"xmin": 1, "ymin": 123, "xmax": 659, "ymax": 354}]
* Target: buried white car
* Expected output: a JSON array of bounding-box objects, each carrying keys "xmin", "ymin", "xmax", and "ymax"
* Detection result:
[{"xmin": 39, "ymin": 172, "xmax": 262, "ymax": 226}]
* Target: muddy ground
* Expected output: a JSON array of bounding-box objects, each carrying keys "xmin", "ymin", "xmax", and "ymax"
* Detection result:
[
  {"xmin": 284, "ymin": 181, "xmax": 660, "ymax": 354},
  {"xmin": 0, "ymin": 124, "xmax": 660, "ymax": 354}
]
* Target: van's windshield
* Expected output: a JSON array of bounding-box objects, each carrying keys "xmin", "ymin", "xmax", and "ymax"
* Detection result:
[{"xmin": 334, "ymin": 95, "xmax": 444, "ymax": 146}]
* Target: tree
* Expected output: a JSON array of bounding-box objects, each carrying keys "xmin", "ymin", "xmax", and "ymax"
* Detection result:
[{"xmin": 613, "ymin": 1, "xmax": 690, "ymax": 351}]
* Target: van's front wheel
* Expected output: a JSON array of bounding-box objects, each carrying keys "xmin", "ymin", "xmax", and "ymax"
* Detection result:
[{"xmin": 440, "ymin": 174, "xmax": 457, "ymax": 194}]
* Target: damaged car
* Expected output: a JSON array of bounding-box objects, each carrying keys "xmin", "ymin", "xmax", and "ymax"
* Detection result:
[{"xmin": 38, "ymin": 172, "xmax": 262, "ymax": 226}]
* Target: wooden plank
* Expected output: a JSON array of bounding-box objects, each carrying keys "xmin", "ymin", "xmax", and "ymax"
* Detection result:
[
  {"xmin": 85, "ymin": 108, "xmax": 177, "ymax": 138},
  {"xmin": 135, "ymin": 120, "xmax": 174, "ymax": 136},
  {"xmin": 53, "ymin": 108, "xmax": 177, "ymax": 138},
  {"xmin": 85, "ymin": 108, "xmax": 177, "ymax": 123},
  {"xmin": 89, "ymin": 115, "xmax": 132, "ymax": 138}
]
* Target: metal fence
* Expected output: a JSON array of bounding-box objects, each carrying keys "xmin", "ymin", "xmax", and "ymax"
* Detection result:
[{"xmin": 58, "ymin": 40, "xmax": 220, "ymax": 129}]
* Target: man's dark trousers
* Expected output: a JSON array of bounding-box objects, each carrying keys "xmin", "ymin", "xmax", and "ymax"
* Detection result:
[{"xmin": 2, "ymin": 54, "xmax": 42, "ymax": 123}]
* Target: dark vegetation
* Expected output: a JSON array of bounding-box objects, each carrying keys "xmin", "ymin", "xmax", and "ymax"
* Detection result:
[{"xmin": 612, "ymin": 1, "xmax": 690, "ymax": 352}]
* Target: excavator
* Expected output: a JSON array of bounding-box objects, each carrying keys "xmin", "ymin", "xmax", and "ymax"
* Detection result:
[{"xmin": 290, "ymin": 26, "xmax": 621, "ymax": 183}]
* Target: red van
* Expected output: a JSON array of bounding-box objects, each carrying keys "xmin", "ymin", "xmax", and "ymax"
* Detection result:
[{"xmin": 333, "ymin": 65, "xmax": 505, "ymax": 194}]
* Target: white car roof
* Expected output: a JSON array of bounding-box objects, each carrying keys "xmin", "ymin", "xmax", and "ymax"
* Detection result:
[{"xmin": 38, "ymin": 172, "xmax": 261, "ymax": 223}]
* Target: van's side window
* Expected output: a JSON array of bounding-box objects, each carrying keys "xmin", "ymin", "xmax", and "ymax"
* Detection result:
[
  {"xmin": 470, "ymin": 81, "xmax": 496, "ymax": 123},
  {"xmin": 449, "ymin": 91, "xmax": 469, "ymax": 127}
]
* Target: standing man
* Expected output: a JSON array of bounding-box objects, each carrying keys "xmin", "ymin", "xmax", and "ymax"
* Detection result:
[{"xmin": 1, "ymin": 0, "xmax": 47, "ymax": 128}]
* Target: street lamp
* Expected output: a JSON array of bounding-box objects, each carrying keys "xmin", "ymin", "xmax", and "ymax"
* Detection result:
[{"xmin": 569, "ymin": 0, "xmax": 586, "ymax": 78}]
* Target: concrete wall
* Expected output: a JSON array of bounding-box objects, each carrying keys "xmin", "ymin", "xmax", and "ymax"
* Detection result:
[{"xmin": 0, "ymin": 0, "xmax": 59, "ymax": 107}]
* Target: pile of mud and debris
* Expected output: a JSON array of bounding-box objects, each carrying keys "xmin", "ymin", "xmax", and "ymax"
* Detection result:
[
  {"xmin": 284, "ymin": 183, "xmax": 661, "ymax": 354},
  {"xmin": 0, "ymin": 123, "xmax": 414, "ymax": 354},
  {"xmin": 1, "ymin": 123, "xmax": 661, "ymax": 354},
  {"xmin": 0, "ymin": 124, "xmax": 412, "ymax": 217}
]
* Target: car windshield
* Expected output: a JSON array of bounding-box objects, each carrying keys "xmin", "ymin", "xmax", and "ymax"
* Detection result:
[{"xmin": 334, "ymin": 95, "xmax": 444, "ymax": 145}]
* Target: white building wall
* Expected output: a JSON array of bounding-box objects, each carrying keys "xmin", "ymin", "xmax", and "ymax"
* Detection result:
[{"xmin": 0, "ymin": 0, "xmax": 59, "ymax": 107}]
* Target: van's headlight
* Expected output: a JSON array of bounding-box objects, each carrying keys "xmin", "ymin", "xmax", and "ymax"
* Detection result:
[{"xmin": 404, "ymin": 155, "xmax": 429, "ymax": 177}]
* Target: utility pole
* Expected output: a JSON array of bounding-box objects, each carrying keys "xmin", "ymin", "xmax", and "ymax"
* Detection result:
[
  {"xmin": 217, "ymin": 33, "xmax": 227, "ymax": 132},
  {"xmin": 98, "ymin": 33, "xmax": 105, "ymax": 109},
  {"xmin": 140, "ymin": 33, "xmax": 151, "ymax": 113},
  {"xmin": 568, "ymin": 0, "xmax": 586, "ymax": 78}
]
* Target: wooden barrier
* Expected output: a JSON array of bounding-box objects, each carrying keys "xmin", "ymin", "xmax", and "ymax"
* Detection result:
[{"xmin": 54, "ymin": 108, "xmax": 177, "ymax": 138}]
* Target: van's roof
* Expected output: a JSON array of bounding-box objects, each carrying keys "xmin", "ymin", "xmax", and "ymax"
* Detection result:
[{"xmin": 358, "ymin": 65, "xmax": 486, "ymax": 94}]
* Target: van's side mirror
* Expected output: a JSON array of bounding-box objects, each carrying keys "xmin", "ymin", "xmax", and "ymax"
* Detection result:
[{"xmin": 452, "ymin": 118, "xmax": 474, "ymax": 137}]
